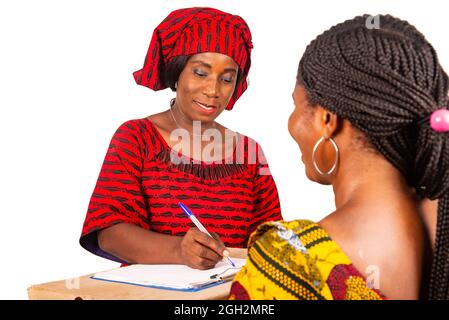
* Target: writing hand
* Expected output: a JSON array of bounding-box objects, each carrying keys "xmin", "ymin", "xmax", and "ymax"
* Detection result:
[{"xmin": 177, "ymin": 228, "xmax": 230, "ymax": 270}]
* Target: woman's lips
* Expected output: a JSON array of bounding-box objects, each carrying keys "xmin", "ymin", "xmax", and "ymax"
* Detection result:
[{"xmin": 194, "ymin": 100, "xmax": 217, "ymax": 115}]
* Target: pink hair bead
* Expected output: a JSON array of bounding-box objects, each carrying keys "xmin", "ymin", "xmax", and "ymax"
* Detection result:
[{"xmin": 430, "ymin": 109, "xmax": 449, "ymax": 132}]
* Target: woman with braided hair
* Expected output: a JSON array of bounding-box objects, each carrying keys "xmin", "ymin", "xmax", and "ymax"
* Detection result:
[{"xmin": 229, "ymin": 14, "xmax": 449, "ymax": 300}]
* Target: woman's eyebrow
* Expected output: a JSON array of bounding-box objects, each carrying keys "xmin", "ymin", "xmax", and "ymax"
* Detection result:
[
  {"xmin": 190, "ymin": 60, "xmax": 237, "ymax": 73},
  {"xmin": 190, "ymin": 60, "xmax": 212, "ymax": 68}
]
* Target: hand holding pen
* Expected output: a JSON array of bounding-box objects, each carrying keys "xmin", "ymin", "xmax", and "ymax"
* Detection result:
[{"xmin": 177, "ymin": 202, "xmax": 235, "ymax": 270}]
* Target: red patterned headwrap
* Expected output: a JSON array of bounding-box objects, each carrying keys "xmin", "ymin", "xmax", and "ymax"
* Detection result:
[{"xmin": 133, "ymin": 7, "xmax": 253, "ymax": 110}]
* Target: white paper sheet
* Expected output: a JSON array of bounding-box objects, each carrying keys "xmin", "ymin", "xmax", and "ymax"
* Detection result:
[{"xmin": 92, "ymin": 258, "xmax": 247, "ymax": 290}]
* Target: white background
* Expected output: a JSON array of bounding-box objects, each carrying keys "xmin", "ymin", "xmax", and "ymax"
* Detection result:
[{"xmin": 1, "ymin": 0, "xmax": 448, "ymax": 299}]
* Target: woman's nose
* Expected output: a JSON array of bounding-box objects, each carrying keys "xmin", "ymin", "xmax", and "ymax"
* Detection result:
[{"xmin": 203, "ymin": 79, "xmax": 219, "ymax": 98}]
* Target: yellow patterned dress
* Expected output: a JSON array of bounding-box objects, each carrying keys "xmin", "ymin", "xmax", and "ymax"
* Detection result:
[{"xmin": 229, "ymin": 220, "xmax": 386, "ymax": 300}]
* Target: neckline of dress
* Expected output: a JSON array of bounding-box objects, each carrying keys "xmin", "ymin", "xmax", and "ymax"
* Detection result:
[{"xmin": 145, "ymin": 117, "xmax": 241, "ymax": 166}]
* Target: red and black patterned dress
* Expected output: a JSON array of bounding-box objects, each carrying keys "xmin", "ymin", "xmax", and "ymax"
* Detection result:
[{"xmin": 79, "ymin": 117, "xmax": 282, "ymax": 263}]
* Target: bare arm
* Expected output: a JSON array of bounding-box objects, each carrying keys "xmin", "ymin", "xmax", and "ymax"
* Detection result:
[{"xmin": 98, "ymin": 223, "xmax": 229, "ymax": 269}]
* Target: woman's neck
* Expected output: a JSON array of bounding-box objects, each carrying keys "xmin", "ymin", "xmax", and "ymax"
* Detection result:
[
  {"xmin": 332, "ymin": 151, "xmax": 413, "ymax": 210},
  {"xmin": 170, "ymin": 102, "xmax": 219, "ymax": 134}
]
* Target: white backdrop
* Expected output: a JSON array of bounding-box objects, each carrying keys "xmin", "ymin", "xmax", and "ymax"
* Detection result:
[{"xmin": 1, "ymin": 0, "xmax": 448, "ymax": 299}]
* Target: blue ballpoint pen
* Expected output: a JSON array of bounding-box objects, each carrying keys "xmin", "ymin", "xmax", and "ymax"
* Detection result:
[{"xmin": 178, "ymin": 202, "xmax": 236, "ymax": 267}]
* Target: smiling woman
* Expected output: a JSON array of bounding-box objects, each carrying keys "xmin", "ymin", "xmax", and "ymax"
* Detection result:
[
  {"xmin": 162, "ymin": 53, "xmax": 241, "ymax": 164},
  {"xmin": 171, "ymin": 52, "xmax": 238, "ymax": 124},
  {"xmin": 79, "ymin": 7, "xmax": 282, "ymax": 270}
]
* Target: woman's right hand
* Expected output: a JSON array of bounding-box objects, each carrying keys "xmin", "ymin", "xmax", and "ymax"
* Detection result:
[{"xmin": 177, "ymin": 228, "xmax": 230, "ymax": 270}]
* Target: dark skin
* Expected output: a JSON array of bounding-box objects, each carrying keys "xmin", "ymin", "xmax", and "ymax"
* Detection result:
[
  {"xmin": 289, "ymin": 84, "xmax": 436, "ymax": 299},
  {"xmin": 150, "ymin": 52, "xmax": 239, "ymax": 161},
  {"xmin": 98, "ymin": 52, "xmax": 240, "ymax": 269}
]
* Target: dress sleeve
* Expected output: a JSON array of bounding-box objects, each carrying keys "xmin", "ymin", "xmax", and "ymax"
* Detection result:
[
  {"xmin": 248, "ymin": 143, "xmax": 282, "ymax": 236},
  {"xmin": 229, "ymin": 220, "xmax": 315, "ymax": 300},
  {"xmin": 229, "ymin": 221, "xmax": 289, "ymax": 300},
  {"xmin": 79, "ymin": 120, "xmax": 150, "ymax": 263}
]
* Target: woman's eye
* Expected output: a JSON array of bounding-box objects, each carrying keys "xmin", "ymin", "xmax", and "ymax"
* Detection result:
[
  {"xmin": 221, "ymin": 76, "xmax": 234, "ymax": 83},
  {"xmin": 194, "ymin": 69, "xmax": 207, "ymax": 77}
]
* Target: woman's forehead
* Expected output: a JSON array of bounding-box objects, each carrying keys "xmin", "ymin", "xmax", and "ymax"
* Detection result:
[
  {"xmin": 293, "ymin": 84, "xmax": 308, "ymax": 101},
  {"xmin": 189, "ymin": 52, "xmax": 238, "ymax": 69}
]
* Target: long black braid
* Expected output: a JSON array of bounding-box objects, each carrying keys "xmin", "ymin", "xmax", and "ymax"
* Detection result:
[{"xmin": 297, "ymin": 15, "xmax": 449, "ymax": 299}]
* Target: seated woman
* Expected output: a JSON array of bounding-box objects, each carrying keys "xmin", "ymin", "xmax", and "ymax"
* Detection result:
[
  {"xmin": 229, "ymin": 14, "xmax": 448, "ymax": 300},
  {"xmin": 79, "ymin": 7, "xmax": 282, "ymax": 270}
]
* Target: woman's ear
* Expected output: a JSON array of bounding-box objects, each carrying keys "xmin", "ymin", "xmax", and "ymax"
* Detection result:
[{"xmin": 316, "ymin": 106, "xmax": 340, "ymax": 138}]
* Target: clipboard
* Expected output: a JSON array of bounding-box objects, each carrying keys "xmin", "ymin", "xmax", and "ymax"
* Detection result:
[{"xmin": 91, "ymin": 258, "xmax": 246, "ymax": 292}]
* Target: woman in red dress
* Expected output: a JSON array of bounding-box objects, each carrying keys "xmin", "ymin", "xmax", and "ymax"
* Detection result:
[{"xmin": 79, "ymin": 7, "xmax": 282, "ymax": 270}]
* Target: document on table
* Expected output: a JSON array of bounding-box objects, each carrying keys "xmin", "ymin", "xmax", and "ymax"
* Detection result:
[{"xmin": 91, "ymin": 258, "xmax": 247, "ymax": 292}]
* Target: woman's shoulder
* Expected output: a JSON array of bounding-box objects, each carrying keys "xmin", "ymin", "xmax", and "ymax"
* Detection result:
[
  {"xmin": 246, "ymin": 219, "xmax": 350, "ymax": 275},
  {"xmin": 247, "ymin": 219, "xmax": 341, "ymax": 257},
  {"xmin": 247, "ymin": 219, "xmax": 315, "ymax": 245},
  {"xmin": 115, "ymin": 116, "xmax": 154, "ymax": 133},
  {"xmin": 231, "ymin": 219, "xmax": 347, "ymax": 299},
  {"xmin": 226, "ymin": 131, "xmax": 272, "ymax": 170},
  {"xmin": 111, "ymin": 117, "xmax": 150, "ymax": 139},
  {"xmin": 231, "ymin": 218, "xmax": 387, "ymax": 299},
  {"xmin": 110, "ymin": 116, "xmax": 165, "ymax": 157},
  {"xmin": 320, "ymin": 203, "xmax": 425, "ymax": 299},
  {"xmin": 231, "ymin": 131, "xmax": 262, "ymax": 149}
]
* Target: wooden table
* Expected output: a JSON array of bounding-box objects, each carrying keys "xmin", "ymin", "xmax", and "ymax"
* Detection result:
[{"xmin": 27, "ymin": 248, "xmax": 247, "ymax": 300}]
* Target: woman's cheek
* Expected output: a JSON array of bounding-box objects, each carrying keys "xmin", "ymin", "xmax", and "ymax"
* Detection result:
[
  {"xmin": 221, "ymin": 84, "xmax": 236, "ymax": 105},
  {"xmin": 289, "ymin": 114, "xmax": 303, "ymax": 143},
  {"xmin": 288, "ymin": 113, "xmax": 296, "ymax": 138}
]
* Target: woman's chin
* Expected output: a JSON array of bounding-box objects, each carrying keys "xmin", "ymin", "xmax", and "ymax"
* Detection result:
[
  {"xmin": 305, "ymin": 168, "xmax": 331, "ymax": 185},
  {"xmin": 181, "ymin": 110, "xmax": 217, "ymax": 125},
  {"xmin": 304, "ymin": 169, "xmax": 315, "ymax": 182}
]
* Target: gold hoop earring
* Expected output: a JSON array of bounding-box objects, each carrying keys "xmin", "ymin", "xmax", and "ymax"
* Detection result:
[{"xmin": 311, "ymin": 136, "xmax": 339, "ymax": 176}]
